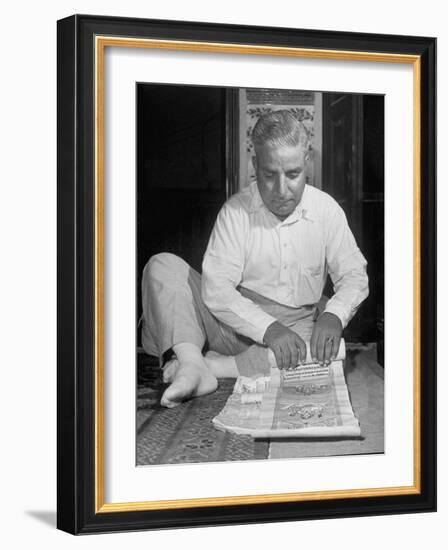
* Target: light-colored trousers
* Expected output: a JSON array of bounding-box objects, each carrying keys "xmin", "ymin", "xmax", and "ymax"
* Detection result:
[{"xmin": 141, "ymin": 253, "xmax": 318, "ymax": 376}]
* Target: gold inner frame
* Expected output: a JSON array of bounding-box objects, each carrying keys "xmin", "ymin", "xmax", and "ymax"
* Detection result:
[{"xmin": 94, "ymin": 36, "xmax": 421, "ymax": 513}]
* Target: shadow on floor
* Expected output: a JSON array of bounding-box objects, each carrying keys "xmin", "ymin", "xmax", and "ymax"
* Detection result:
[{"xmin": 25, "ymin": 510, "xmax": 56, "ymax": 528}]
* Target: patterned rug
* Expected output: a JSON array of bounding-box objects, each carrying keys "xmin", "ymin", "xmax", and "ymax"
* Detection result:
[{"xmin": 137, "ymin": 352, "xmax": 269, "ymax": 465}]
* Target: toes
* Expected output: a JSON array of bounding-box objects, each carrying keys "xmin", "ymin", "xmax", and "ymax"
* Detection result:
[
  {"xmin": 161, "ymin": 375, "xmax": 194, "ymax": 408},
  {"xmin": 159, "ymin": 362, "xmax": 218, "ymax": 408},
  {"xmin": 162, "ymin": 358, "xmax": 179, "ymax": 383},
  {"xmin": 160, "ymin": 390, "xmax": 181, "ymax": 409}
]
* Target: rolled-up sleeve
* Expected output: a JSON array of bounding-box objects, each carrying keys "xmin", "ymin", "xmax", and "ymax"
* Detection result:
[
  {"xmin": 201, "ymin": 203, "xmax": 277, "ymax": 343},
  {"xmin": 323, "ymin": 203, "xmax": 369, "ymax": 328}
]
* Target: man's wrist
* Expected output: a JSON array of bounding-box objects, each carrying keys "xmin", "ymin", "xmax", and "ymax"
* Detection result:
[
  {"xmin": 321, "ymin": 306, "xmax": 346, "ymax": 328},
  {"xmin": 263, "ymin": 320, "xmax": 280, "ymax": 344},
  {"xmin": 318, "ymin": 311, "xmax": 342, "ymax": 325}
]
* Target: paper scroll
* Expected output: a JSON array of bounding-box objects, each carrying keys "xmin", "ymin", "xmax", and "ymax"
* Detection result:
[{"xmin": 212, "ymin": 339, "xmax": 361, "ymax": 438}]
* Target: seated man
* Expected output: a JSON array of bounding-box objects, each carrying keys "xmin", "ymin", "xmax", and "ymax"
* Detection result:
[{"xmin": 141, "ymin": 110, "xmax": 369, "ymax": 408}]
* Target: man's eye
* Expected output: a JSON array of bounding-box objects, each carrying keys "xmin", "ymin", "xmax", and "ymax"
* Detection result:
[
  {"xmin": 264, "ymin": 171, "xmax": 275, "ymax": 178},
  {"xmin": 287, "ymin": 171, "xmax": 301, "ymax": 179}
]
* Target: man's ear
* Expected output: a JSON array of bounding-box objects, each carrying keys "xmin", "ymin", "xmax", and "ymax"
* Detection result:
[
  {"xmin": 252, "ymin": 155, "xmax": 257, "ymax": 173},
  {"xmin": 303, "ymin": 150, "xmax": 311, "ymax": 170}
]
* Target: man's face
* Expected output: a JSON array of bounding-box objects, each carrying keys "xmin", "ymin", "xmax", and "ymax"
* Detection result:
[{"xmin": 254, "ymin": 143, "xmax": 308, "ymax": 221}]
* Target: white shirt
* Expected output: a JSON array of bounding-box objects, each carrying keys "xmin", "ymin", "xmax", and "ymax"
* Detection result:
[{"xmin": 201, "ymin": 182, "xmax": 369, "ymax": 344}]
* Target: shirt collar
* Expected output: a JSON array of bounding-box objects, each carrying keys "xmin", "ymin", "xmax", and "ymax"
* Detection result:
[{"xmin": 248, "ymin": 182, "xmax": 314, "ymax": 224}]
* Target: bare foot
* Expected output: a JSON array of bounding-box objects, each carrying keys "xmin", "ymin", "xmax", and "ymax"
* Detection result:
[
  {"xmin": 160, "ymin": 360, "xmax": 218, "ymax": 408},
  {"xmin": 162, "ymin": 357, "xmax": 179, "ymax": 383}
]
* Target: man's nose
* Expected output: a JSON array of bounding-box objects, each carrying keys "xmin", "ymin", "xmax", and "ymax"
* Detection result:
[{"xmin": 275, "ymin": 174, "xmax": 288, "ymax": 195}]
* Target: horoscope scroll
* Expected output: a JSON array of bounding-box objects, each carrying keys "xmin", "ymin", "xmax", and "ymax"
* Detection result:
[{"xmin": 213, "ymin": 339, "xmax": 361, "ymax": 438}]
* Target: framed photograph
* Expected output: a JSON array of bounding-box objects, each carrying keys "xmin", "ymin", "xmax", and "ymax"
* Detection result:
[{"xmin": 57, "ymin": 14, "xmax": 436, "ymax": 534}]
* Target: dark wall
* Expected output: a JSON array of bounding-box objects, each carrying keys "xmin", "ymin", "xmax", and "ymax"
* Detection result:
[
  {"xmin": 360, "ymin": 95, "xmax": 385, "ymax": 349},
  {"xmin": 137, "ymin": 84, "xmax": 228, "ymax": 330},
  {"xmin": 322, "ymin": 93, "xmax": 384, "ymax": 343}
]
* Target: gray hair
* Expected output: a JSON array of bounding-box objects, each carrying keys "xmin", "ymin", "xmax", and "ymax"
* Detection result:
[{"xmin": 251, "ymin": 109, "xmax": 310, "ymax": 151}]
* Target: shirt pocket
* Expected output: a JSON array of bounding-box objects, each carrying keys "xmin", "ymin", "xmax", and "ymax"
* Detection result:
[
  {"xmin": 301, "ymin": 263, "xmax": 324, "ymax": 302},
  {"xmin": 306, "ymin": 264, "xmax": 323, "ymax": 278}
]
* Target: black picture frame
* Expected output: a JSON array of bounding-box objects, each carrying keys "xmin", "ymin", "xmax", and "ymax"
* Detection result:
[{"xmin": 57, "ymin": 14, "xmax": 436, "ymax": 534}]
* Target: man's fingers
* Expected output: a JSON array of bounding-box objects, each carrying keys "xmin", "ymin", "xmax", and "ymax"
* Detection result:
[
  {"xmin": 297, "ymin": 337, "xmax": 307, "ymax": 364},
  {"xmin": 289, "ymin": 343, "xmax": 299, "ymax": 370},
  {"xmin": 316, "ymin": 332, "xmax": 326, "ymax": 364},
  {"xmin": 282, "ymin": 345, "xmax": 292, "ymax": 370},
  {"xmin": 279, "ymin": 346, "xmax": 288, "ymax": 370},
  {"xmin": 279, "ymin": 347, "xmax": 286, "ymax": 370},
  {"xmin": 310, "ymin": 330, "xmax": 318, "ymax": 362},
  {"xmin": 273, "ymin": 348, "xmax": 282, "ymax": 370},
  {"xmin": 324, "ymin": 338, "xmax": 334, "ymax": 364},
  {"xmin": 331, "ymin": 335, "xmax": 341, "ymax": 360}
]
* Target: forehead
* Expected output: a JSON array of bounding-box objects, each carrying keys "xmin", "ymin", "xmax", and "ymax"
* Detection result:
[{"xmin": 255, "ymin": 143, "xmax": 307, "ymax": 167}]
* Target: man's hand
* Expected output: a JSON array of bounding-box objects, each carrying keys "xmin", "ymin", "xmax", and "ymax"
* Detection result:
[
  {"xmin": 310, "ymin": 312, "xmax": 343, "ymax": 365},
  {"xmin": 263, "ymin": 321, "xmax": 307, "ymax": 370}
]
